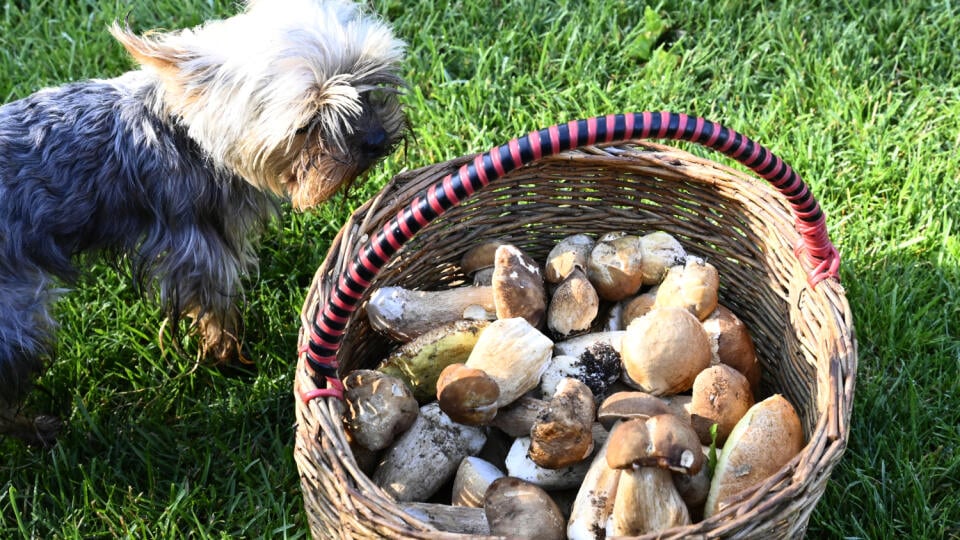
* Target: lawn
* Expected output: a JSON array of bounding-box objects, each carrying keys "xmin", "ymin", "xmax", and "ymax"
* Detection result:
[{"xmin": 2, "ymin": 0, "xmax": 958, "ymax": 538}]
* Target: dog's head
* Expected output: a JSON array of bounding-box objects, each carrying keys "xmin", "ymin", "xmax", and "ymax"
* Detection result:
[{"xmin": 111, "ymin": 0, "xmax": 405, "ymax": 209}]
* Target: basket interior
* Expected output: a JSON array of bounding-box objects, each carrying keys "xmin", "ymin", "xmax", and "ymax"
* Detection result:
[{"xmin": 329, "ymin": 143, "xmax": 827, "ymax": 438}]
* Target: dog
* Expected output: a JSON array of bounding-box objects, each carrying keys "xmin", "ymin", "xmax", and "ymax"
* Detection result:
[{"xmin": 0, "ymin": 0, "xmax": 406, "ymax": 445}]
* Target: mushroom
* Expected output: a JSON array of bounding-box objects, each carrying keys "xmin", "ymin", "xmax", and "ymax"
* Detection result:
[
  {"xmin": 367, "ymin": 285, "xmax": 495, "ymax": 341},
  {"xmin": 489, "ymin": 395, "xmax": 547, "ymax": 438},
  {"xmin": 620, "ymin": 307, "xmax": 712, "ymax": 395},
  {"xmin": 545, "ymin": 233, "xmax": 596, "ymax": 283},
  {"xmin": 704, "ymin": 394, "xmax": 804, "ymax": 518},
  {"xmin": 620, "ymin": 286, "xmax": 658, "ymax": 327},
  {"xmin": 529, "ymin": 378, "xmax": 596, "ymax": 469},
  {"xmin": 505, "ymin": 436, "xmax": 595, "ymax": 490},
  {"xmin": 492, "ymin": 244, "xmax": 548, "ymax": 327},
  {"xmin": 688, "ymin": 364, "xmax": 754, "ymax": 446},
  {"xmin": 465, "ymin": 317, "xmax": 553, "ymax": 408},
  {"xmin": 461, "ymin": 240, "xmax": 506, "ymax": 285},
  {"xmin": 547, "ymin": 267, "xmax": 599, "ymax": 338},
  {"xmin": 638, "ymin": 231, "xmax": 687, "ymax": 285},
  {"xmin": 553, "ymin": 331, "xmax": 624, "ymax": 359},
  {"xmin": 653, "ymin": 256, "xmax": 720, "ymax": 321},
  {"xmin": 342, "ymin": 370, "xmax": 419, "ymax": 451},
  {"xmin": 596, "ymin": 390, "xmax": 673, "ymax": 430},
  {"xmin": 452, "ymin": 456, "xmax": 505, "ymax": 508},
  {"xmin": 566, "ymin": 434, "xmax": 620, "ymax": 540},
  {"xmin": 483, "ymin": 477, "xmax": 566, "ymax": 540},
  {"xmin": 372, "ymin": 402, "xmax": 487, "ymax": 502},
  {"xmin": 586, "ymin": 233, "xmax": 645, "ymax": 301},
  {"xmin": 435, "ymin": 363, "xmax": 501, "ymax": 426},
  {"xmin": 702, "ymin": 304, "xmax": 761, "ymax": 393},
  {"xmin": 605, "ymin": 415, "xmax": 701, "ymax": 535},
  {"xmin": 539, "ymin": 346, "xmax": 621, "ymax": 401},
  {"xmin": 375, "ymin": 319, "xmax": 490, "ymax": 402}
]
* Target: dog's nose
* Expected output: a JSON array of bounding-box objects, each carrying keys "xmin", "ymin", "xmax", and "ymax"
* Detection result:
[{"xmin": 361, "ymin": 126, "xmax": 389, "ymax": 155}]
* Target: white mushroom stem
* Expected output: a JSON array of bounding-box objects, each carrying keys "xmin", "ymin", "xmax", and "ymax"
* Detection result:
[
  {"xmin": 367, "ymin": 285, "xmax": 496, "ymax": 341},
  {"xmin": 567, "ymin": 435, "xmax": 620, "ymax": 540},
  {"xmin": 607, "ymin": 466, "xmax": 691, "ymax": 536}
]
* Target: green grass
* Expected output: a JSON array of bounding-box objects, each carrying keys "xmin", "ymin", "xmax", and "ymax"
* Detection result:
[{"xmin": 2, "ymin": 0, "xmax": 958, "ymax": 538}]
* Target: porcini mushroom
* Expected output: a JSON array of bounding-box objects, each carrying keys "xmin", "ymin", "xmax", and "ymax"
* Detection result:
[
  {"xmin": 465, "ymin": 317, "xmax": 553, "ymax": 408},
  {"xmin": 620, "ymin": 307, "xmax": 712, "ymax": 395},
  {"xmin": 367, "ymin": 285, "xmax": 495, "ymax": 341},
  {"xmin": 605, "ymin": 415, "xmax": 701, "ymax": 535},
  {"xmin": 452, "ymin": 456, "xmax": 505, "ymax": 508},
  {"xmin": 566, "ymin": 435, "xmax": 620, "ymax": 540},
  {"xmin": 545, "ymin": 233, "xmax": 596, "ymax": 283},
  {"xmin": 461, "ymin": 240, "xmax": 506, "ymax": 285},
  {"xmin": 653, "ymin": 256, "xmax": 720, "ymax": 321},
  {"xmin": 492, "ymin": 244, "xmax": 548, "ymax": 327},
  {"xmin": 372, "ymin": 402, "xmax": 486, "ymax": 502},
  {"xmin": 688, "ymin": 364, "xmax": 754, "ymax": 446},
  {"xmin": 529, "ymin": 378, "xmax": 596, "ymax": 469},
  {"xmin": 702, "ymin": 304, "xmax": 761, "ymax": 393},
  {"xmin": 586, "ymin": 233, "xmax": 645, "ymax": 301},
  {"xmin": 375, "ymin": 319, "xmax": 490, "ymax": 402},
  {"xmin": 343, "ymin": 370, "xmax": 419, "ymax": 452},
  {"xmin": 483, "ymin": 477, "xmax": 566, "ymax": 540},
  {"xmin": 547, "ymin": 267, "xmax": 599, "ymax": 338},
  {"xmin": 539, "ymin": 346, "xmax": 621, "ymax": 401},
  {"xmin": 638, "ymin": 231, "xmax": 687, "ymax": 285},
  {"xmin": 704, "ymin": 394, "xmax": 804, "ymax": 518},
  {"xmin": 436, "ymin": 363, "xmax": 501, "ymax": 426}
]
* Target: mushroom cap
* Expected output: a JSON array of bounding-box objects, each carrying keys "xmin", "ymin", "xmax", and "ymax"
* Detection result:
[
  {"xmin": 343, "ymin": 370, "xmax": 419, "ymax": 451},
  {"xmin": 689, "ymin": 364, "xmax": 755, "ymax": 445},
  {"xmin": 492, "ymin": 244, "xmax": 548, "ymax": 327},
  {"xmin": 620, "ymin": 307, "xmax": 712, "ymax": 395},
  {"xmin": 484, "ymin": 477, "xmax": 566, "ymax": 540},
  {"xmin": 653, "ymin": 257, "xmax": 720, "ymax": 321},
  {"xmin": 436, "ymin": 363, "xmax": 501, "ymax": 426},
  {"xmin": 597, "ymin": 390, "xmax": 673, "ymax": 430},
  {"xmin": 547, "ymin": 266, "xmax": 600, "ymax": 338},
  {"xmin": 528, "ymin": 378, "xmax": 596, "ymax": 469},
  {"xmin": 586, "ymin": 234, "xmax": 645, "ymax": 301},
  {"xmin": 605, "ymin": 414, "xmax": 704, "ymax": 474},
  {"xmin": 703, "ymin": 305, "xmax": 761, "ymax": 392},
  {"xmin": 460, "ymin": 240, "xmax": 507, "ymax": 275},
  {"xmin": 545, "ymin": 233, "xmax": 596, "ymax": 283},
  {"xmin": 638, "ymin": 231, "xmax": 687, "ymax": 285}
]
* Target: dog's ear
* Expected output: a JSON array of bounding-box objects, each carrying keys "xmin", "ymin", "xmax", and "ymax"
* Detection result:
[{"xmin": 109, "ymin": 23, "xmax": 191, "ymax": 80}]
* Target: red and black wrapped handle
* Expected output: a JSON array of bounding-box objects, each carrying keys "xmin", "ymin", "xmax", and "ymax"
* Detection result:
[{"xmin": 300, "ymin": 111, "xmax": 840, "ymax": 401}]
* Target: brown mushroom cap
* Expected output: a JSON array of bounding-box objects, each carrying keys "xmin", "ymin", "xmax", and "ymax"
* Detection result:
[
  {"xmin": 483, "ymin": 477, "xmax": 566, "ymax": 540},
  {"xmin": 638, "ymin": 231, "xmax": 687, "ymax": 285},
  {"xmin": 586, "ymin": 234, "xmax": 645, "ymax": 301},
  {"xmin": 606, "ymin": 414, "xmax": 704, "ymax": 475},
  {"xmin": 546, "ymin": 266, "xmax": 599, "ymax": 338},
  {"xmin": 545, "ymin": 233, "xmax": 596, "ymax": 283},
  {"xmin": 597, "ymin": 391, "xmax": 673, "ymax": 430},
  {"xmin": 460, "ymin": 240, "xmax": 506, "ymax": 276},
  {"xmin": 343, "ymin": 370, "xmax": 419, "ymax": 451},
  {"xmin": 528, "ymin": 378, "xmax": 596, "ymax": 469},
  {"xmin": 492, "ymin": 244, "xmax": 548, "ymax": 327},
  {"xmin": 620, "ymin": 307, "xmax": 712, "ymax": 395},
  {"xmin": 689, "ymin": 364, "xmax": 755, "ymax": 445},
  {"xmin": 653, "ymin": 257, "xmax": 720, "ymax": 321},
  {"xmin": 703, "ymin": 305, "xmax": 761, "ymax": 393},
  {"xmin": 436, "ymin": 363, "xmax": 501, "ymax": 426}
]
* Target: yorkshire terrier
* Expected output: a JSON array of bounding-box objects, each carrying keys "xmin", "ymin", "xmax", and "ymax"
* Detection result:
[{"xmin": 0, "ymin": 0, "xmax": 406, "ymax": 445}]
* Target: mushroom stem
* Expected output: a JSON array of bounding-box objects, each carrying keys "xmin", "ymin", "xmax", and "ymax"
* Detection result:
[
  {"xmin": 607, "ymin": 466, "xmax": 691, "ymax": 536},
  {"xmin": 367, "ymin": 285, "xmax": 496, "ymax": 341}
]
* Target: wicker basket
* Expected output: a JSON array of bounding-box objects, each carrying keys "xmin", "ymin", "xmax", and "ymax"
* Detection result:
[{"xmin": 293, "ymin": 112, "xmax": 857, "ymax": 539}]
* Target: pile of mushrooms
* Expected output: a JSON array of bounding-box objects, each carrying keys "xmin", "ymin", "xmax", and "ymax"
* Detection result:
[{"xmin": 340, "ymin": 231, "xmax": 805, "ymax": 538}]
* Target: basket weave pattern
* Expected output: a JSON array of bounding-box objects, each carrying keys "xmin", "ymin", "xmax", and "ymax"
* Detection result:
[{"xmin": 294, "ymin": 123, "xmax": 856, "ymax": 538}]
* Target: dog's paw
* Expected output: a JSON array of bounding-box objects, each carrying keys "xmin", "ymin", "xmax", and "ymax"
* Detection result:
[{"xmin": 0, "ymin": 411, "xmax": 63, "ymax": 447}]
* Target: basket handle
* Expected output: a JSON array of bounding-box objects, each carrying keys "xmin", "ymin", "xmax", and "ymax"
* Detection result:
[{"xmin": 300, "ymin": 111, "xmax": 840, "ymax": 401}]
